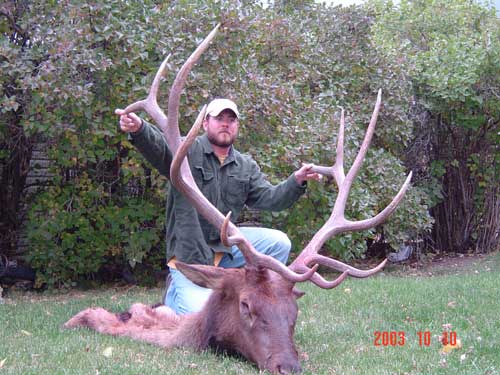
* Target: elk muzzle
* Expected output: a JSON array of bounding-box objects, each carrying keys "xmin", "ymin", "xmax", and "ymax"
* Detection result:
[{"xmin": 267, "ymin": 352, "xmax": 302, "ymax": 374}]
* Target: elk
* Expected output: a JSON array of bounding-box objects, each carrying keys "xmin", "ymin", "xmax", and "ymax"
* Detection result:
[{"xmin": 64, "ymin": 24, "xmax": 412, "ymax": 374}]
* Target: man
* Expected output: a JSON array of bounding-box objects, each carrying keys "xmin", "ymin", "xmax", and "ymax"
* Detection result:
[{"xmin": 115, "ymin": 98, "xmax": 320, "ymax": 314}]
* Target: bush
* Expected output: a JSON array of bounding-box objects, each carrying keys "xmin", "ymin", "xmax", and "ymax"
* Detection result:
[
  {"xmin": 26, "ymin": 176, "xmax": 165, "ymax": 288},
  {"xmin": 2, "ymin": 1, "xmax": 435, "ymax": 286}
]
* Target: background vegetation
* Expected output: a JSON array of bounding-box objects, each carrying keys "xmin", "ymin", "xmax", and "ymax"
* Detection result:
[
  {"xmin": 0, "ymin": 0, "xmax": 498, "ymax": 287},
  {"xmin": 372, "ymin": 0, "xmax": 500, "ymax": 255}
]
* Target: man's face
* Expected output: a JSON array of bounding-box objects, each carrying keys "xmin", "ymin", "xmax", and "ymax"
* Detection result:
[{"xmin": 203, "ymin": 109, "xmax": 239, "ymax": 148}]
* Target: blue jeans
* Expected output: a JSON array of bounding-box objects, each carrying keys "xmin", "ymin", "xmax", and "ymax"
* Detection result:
[{"xmin": 164, "ymin": 227, "xmax": 291, "ymax": 314}]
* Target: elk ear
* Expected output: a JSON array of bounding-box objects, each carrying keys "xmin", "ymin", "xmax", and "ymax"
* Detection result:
[
  {"xmin": 175, "ymin": 262, "xmax": 237, "ymax": 291},
  {"xmin": 292, "ymin": 287, "xmax": 306, "ymax": 300}
]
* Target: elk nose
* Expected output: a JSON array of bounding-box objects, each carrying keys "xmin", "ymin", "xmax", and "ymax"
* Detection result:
[{"xmin": 276, "ymin": 362, "xmax": 302, "ymax": 374}]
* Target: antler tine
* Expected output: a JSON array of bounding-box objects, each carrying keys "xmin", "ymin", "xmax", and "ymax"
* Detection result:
[
  {"xmin": 149, "ymin": 55, "xmax": 171, "ymax": 105},
  {"xmin": 339, "ymin": 89, "xmax": 382, "ymax": 209},
  {"xmin": 344, "ymin": 171, "xmax": 412, "ymax": 232},
  {"xmin": 304, "ymin": 255, "xmax": 387, "ymax": 278},
  {"xmin": 220, "ymin": 212, "xmax": 320, "ymax": 282},
  {"xmin": 326, "ymin": 89, "xmax": 382, "ymax": 218},
  {"xmin": 170, "ymin": 105, "xmax": 226, "ymax": 227},
  {"xmin": 166, "ymin": 24, "xmax": 220, "ymax": 155},
  {"xmin": 290, "ymin": 90, "xmax": 411, "ymax": 289},
  {"xmin": 170, "ymin": 108, "xmax": 319, "ymax": 284},
  {"xmin": 310, "ymin": 107, "xmax": 346, "ymax": 186},
  {"xmin": 309, "ymin": 271, "xmax": 349, "ymax": 289},
  {"xmin": 122, "ymin": 54, "xmax": 171, "ymax": 130}
]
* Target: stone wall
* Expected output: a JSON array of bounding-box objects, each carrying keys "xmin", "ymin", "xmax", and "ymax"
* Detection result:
[{"xmin": 15, "ymin": 142, "xmax": 54, "ymax": 258}]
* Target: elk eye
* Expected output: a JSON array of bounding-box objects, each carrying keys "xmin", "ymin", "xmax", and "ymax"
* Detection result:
[
  {"xmin": 240, "ymin": 300, "xmax": 260, "ymax": 327},
  {"xmin": 240, "ymin": 300, "xmax": 249, "ymax": 311},
  {"xmin": 240, "ymin": 301, "xmax": 251, "ymax": 318}
]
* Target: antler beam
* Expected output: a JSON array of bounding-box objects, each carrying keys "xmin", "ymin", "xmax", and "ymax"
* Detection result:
[
  {"xmin": 123, "ymin": 24, "xmax": 318, "ymax": 284},
  {"xmin": 121, "ymin": 25, "xmax": 411, "ymax": 290},
  {"xmin": 289, "ymin": 90, "xmax": 412, "ymax": 288}
]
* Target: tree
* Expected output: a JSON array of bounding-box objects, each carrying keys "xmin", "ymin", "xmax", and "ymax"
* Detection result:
[{"xmin": 372, "ymin": 0, "xmax": 500, "ymax": 253}]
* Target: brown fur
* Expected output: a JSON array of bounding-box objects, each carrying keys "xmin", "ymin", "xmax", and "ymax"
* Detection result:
[{"xmin": 65, "ymin": 264, "xmax": 303, "ymax": 374}]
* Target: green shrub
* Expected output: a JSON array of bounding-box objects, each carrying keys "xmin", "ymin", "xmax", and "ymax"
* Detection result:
[
  {"xmin": 26, "ymin": 175, "xmax": 165, "ymax": 288},
  {"xmin": 2, "ymin": 1, "xmax": 439, "ymax": 287}
]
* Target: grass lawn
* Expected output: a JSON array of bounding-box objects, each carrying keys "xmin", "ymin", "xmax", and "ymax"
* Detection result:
[{"xmin": 1, "ymin": 252, "xmax": 498, "ymax": 374}]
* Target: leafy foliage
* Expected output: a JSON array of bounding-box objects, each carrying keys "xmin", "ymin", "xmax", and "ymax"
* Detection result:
[
  {"xmin": 251, "ymin": 5, "xmax": 434, "ymax": 259},
  {"xmin": 25, "ymin": 176, "xmax": 165, "ymax": 288},
  {"xmin": 1, "ymin": 0, "xmax": 435, "ymax": 287}
]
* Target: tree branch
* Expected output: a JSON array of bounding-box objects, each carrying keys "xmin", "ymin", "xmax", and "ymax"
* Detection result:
[{"xmin": 0, "ymin": 10, "xmax": 28, "ymax": 40}]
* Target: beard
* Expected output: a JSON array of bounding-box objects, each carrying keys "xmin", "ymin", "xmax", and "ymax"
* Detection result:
[{"xmin": 206, "ymin": 130, "xmax": 237, "ymax": 147}]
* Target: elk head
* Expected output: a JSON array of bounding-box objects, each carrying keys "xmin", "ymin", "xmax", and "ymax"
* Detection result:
[
  {"xmin": 176, "ymin": 262, "xmax": 304, "ymax": 374},
  {"xmin": 66, "ymin": 24, "xmax": 412, "ymax": 374}
]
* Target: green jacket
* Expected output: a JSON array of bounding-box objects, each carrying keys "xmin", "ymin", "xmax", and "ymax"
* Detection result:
[{"xmin": 130, "ymin": 121, "xmax": 307, "ymax": 266}]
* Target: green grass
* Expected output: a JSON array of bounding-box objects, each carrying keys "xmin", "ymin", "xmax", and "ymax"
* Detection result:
[{"xmin": 1, "ymin": 253, "xmax": 499, "ymax": 374}]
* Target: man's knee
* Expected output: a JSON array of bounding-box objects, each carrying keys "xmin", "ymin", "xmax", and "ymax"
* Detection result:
[
  {"xmin": 268, "ymin": 229, "xmax": 292, "ymax": 263},
  {"xmin": 274, "ymin": 230, "xmax": 291, "ymax": 250},
  {"xmin": 165, "ymin": 269, "xmax": 212, "ymax": 314},
  {"xmin": 230, "ymin": 227, "xmax": 292, "ymax": 265},
  {"xmin": 176, "ymin": 288, "xmax": 211, "ymax": 314}
]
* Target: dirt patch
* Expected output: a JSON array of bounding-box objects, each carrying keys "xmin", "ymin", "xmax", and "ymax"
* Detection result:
[{"xmin": 383, "ymin": 251, "xmax": 499, "ymax": 277}]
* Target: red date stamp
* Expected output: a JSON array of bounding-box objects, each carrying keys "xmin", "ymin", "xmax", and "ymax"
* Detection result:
[
  {"xmin": 373, "ymin": 331, "xmax": 458, "ymax": 347},
  {"xmin": 373, "ymin": 331, "xmax": 406, "ymax": 346}
]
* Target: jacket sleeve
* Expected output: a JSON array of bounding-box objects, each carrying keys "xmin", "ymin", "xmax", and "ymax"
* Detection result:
[
  {"xmin": 245, "ymin": 158, "xmax": 306, "ymax": 211},
  {"xmin": 128, "ymin": 120, "xmax": 173, "ymax": 178}
]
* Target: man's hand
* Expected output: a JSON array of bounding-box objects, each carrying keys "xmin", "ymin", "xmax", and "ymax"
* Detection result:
[
  {"xmin": 115, "ymin": 109, "xmax": 143, "ymax": 133},
  {"xmin": 294, "ymin": 163, "xmax": 322, "ymax": 185}
]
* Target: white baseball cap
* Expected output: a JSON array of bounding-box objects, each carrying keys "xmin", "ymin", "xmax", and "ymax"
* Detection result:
[{"xmin": 205, "ymin": 98, "xmax": 240, "ymax": 118}]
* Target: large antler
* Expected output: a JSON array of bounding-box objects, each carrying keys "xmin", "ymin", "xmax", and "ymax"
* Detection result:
[
  {"xmin": 121, "ymin": 25, "xmax": 317, "ymax": 283},
  {"xmin": 289, "ymin": 90, "xmax": 413, "ymax": 288},
  {"xmin": 121, "ymin": 25, "xmax": 410, "ymax": 288}
]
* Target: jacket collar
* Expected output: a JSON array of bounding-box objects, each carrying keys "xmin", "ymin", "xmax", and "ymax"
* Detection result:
[
  {"xmin": 199, "ymin": 133, "xmax": 238, "ymax": 166},
  {"xmin": 199, "ymin": 133, "xmax": 215, "ymax": 154}
]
